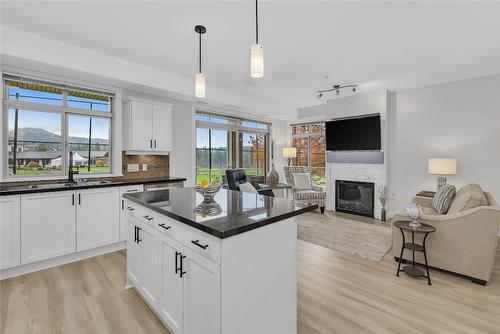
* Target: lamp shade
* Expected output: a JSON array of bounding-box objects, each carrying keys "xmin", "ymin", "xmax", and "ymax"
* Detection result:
[
  {"xmin": 195, "ymin": 73, "xmax": 205, "ymax": 98},
  {"xmin": 250, "ymin": 44, "xmax": 264, "ymax": 78},
  {"xmin": 282, "ymin": 147, "xmax": 297, "ymax": 158},
  {"xmin": 428, "ymin": 158, "xmax": 457, "ymax": 175}
]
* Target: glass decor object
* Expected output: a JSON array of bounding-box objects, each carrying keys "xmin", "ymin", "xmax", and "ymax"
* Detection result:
[
  {"xmin": 195, "ymin": 182, "xmax": 222, "ymax": 199},
  {"xmin": 406, "ymin": 203, "xmax": 423, "ymax": 229}
]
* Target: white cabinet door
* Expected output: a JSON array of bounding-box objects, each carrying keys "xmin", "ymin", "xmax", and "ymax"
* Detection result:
[
  {"xmin": 119, "ymin": 185, "xmax": 143, "ymax": 241},
  {"xmin": 138, "ymin": 221, "xmax": 159, "ymax": 308},
  {"xmin": 158, "ymin": 234, "xmax": 184, "ymax": 334},
  {"xmin": 0, "ymin": 195, "xmax": 21, "ymax": 270},
  {"xmin": 153, "ymin": 104, "xmax": 172, "ymax": 152},
  {"xmin": 127, "ymin": 216, "xmax": 142, "ymax": 286},
  {"xmin": 183, "ymin": 247, "xmax": 220, "ymax": 334},
  {"xmin": 76, "ymin": 187, "xmax": 120, "ymax": 251},
  {"xmin": 21, "ymin": 191, "xmax": 76, "ymax": 264},
  {"xmin": 130, "ymin": 100, "xmax": 153, "ymax": 151}
]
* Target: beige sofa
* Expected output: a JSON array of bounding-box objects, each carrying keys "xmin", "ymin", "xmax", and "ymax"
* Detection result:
[{"xmin": 392, "ymin": 190, "xmax": 500, "ymax": 285}]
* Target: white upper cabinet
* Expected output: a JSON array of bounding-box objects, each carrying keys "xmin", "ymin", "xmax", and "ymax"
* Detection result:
[
  {"xmin": 21, "ymin": 191, "xmax": 76, "ymax": 264},
  {"xmin": 0, "ymin": 195, "xmax": 21, "ymax": 270},
  {"xmin": 76, "ymin": 187, "xmax": 120, "ymax": 252},
  {"xmin": 124, "ymin": 98, "xmax": 173, "ymax": 154}
]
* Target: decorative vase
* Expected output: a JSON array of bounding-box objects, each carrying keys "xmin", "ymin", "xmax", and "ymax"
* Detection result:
[
  {"xmin": 267, "ymin": 163, "xmax": 279, "ymax": 187},
  {"xmin": 381, "ymin": 208, "xmax": 386, "ymax": 222}
]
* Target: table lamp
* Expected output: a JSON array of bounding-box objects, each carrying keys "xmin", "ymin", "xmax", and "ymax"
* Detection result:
[
  {"xmin": 428, "ymin": 158, "xmax": 457, "ymax": 190},
  {"xmin": 282, "ymin": 147, "xmax": 297, "ymax": 166}
]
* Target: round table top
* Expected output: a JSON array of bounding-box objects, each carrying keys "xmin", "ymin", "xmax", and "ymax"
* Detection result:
[{"xmin": 393, "ymin": 220, "xmax": 436, "ymax": 233}]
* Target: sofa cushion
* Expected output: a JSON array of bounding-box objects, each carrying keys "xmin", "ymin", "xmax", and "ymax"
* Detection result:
[
  {"xmin": 448, "ymin": 183, "xmax": 487, "ymax": 214},
  {"xmin": 432, "ymin": 184, "xmax": 456, "ymax": 214},
  {"xmin": 421, "ymin": 206, "xmax": 440, "ymax": 215},
  {"xmin": 293, "ymin": 173, "xmax": 312, "ymax": 190}
]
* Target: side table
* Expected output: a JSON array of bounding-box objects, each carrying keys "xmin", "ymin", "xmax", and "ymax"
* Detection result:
[{"xmin": 394, "ymin": 220, "xmax": 436, "ymax": 285}]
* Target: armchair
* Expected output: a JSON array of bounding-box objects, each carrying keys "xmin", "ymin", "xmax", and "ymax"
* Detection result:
[
  {"xmin": 225, "ymin": 169, "xmax": 274, "ymax": 197},
  {"xmin": 284, "ymin": 166, "xmax": 326, "ymax": 213},
  {"xmin": 392, "ymin": 191, "xmax": 500, "ymax": 285}
]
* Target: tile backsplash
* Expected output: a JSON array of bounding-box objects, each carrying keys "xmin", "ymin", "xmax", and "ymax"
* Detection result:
[{"xmin": 121, "ymin": 152, "xmax": 169, "ymax": 179}]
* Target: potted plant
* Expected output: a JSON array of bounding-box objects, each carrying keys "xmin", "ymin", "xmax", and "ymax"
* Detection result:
[{"xmin": 376, "ymin": 185, "xmax": 392, "ymax": 222}]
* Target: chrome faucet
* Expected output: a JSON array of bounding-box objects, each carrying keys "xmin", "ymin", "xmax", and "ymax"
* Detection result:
[{"xmin": 68, "ymin": 151, "xmax": 79, "ymax": 184}]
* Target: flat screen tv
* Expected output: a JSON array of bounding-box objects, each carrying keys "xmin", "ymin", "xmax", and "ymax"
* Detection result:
[{"xmin": 326, "ymin": 114, "xmax": 381, "ymax": 151}]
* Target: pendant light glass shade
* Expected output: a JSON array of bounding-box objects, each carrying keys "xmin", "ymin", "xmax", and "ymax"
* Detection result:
[
  {"xmin": 195, "ymin": 73, "xmax": 206, "ymax": 98},
  {"xmin": 250, "ymin": 43, "xmax": 264, "ymax": 78}
]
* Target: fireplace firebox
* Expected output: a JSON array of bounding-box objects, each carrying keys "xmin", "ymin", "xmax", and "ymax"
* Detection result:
[{"xmin": 335, "ymin": 180, "xmax": 375, "ymax": 218}]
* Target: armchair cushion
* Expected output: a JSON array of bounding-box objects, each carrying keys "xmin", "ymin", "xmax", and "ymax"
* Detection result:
[
  {"xmin": 432, "ymin": 184, "xmax": 455, "ymax": 214},
  {"xmin": 293, "ymin": 173, "xmax": 312, "ymax": 190},
  {"xmin": 448, "ymin": 183, "xmax": 487, "ymax": 214},
  {"xmin": 238, "ymin": 182, "xmax": 258, "ymax": 194}
]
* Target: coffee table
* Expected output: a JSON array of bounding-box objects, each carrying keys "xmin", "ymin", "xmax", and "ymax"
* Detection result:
[{"xmin": 394, "ymin": 220, "xmax": 436, "ymax": 285}]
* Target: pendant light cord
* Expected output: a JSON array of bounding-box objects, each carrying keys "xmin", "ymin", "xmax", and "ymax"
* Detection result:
[
  {"xmin": 255, "ymin": 0, "xmax": 259, "ymax": 44},
  {"xmin": 199, "ymin": 32, "xmax": 202, "ymax": 73}
]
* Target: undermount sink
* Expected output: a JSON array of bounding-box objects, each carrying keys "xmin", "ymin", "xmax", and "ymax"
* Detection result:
[{"xmin": 26, "ymin": 180, "xmax": 112, "ymax": 189}]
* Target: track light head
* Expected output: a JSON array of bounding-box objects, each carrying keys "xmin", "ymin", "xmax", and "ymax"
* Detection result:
[
  {"xmin": 336, "ymin": 89, "xmax": 340, "ymax": 95},
  {"xmin": 317, "ymin": 92, "xmax": 323, "ymax": 99},
  {"xmin": 352, "ymin": 86, "xmax": 357, "ymax": 93}
]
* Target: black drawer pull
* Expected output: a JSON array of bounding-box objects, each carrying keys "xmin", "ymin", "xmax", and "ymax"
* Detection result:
[
  {"xmin": 127, "ymin": 207, "xmax": 135, "ymax": 211},
  {"xmin": 142, "ymin": 215, "xmax": 154, "ymax": 221},
  {"xmin": 134, "ymin": 226, "xmax": 138, "ymax": 243},
  {"xmin": 158, "ymin": 223, "xmax": 171, "ymax": 230},
  {"xmin": 180, "ymin": 254, "xmax": 187, "ymax": 277},
  {"xmin": 137, "ymin": 227, "xmax": 142, "ymax": 243},
  {"xmin": 191, "ymin": 240, "xmax": 209, "ymax": 249},
  {"xmin": 175, "ymin": 251, "xmax": 181, "ymax": 274}
]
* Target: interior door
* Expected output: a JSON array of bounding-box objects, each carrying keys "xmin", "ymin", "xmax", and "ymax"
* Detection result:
[
  {"xmin": 0, "ymin": 196, "xmax": 21, "ymax": 269},
  {"xmin": 76, "ymin": 187, "xmax": 119, "ymax": 251},
  {"xmin": 158, "ymin": 234, "xmax": 184, "ymax": 334},
  {"xmin": 138, "ymin": 221, "xmax": 159, "ymax": 308},
  {"xmin": 183, "ymin": 247, "xmax": 220, "ymax": 334},
  {"xmin": 131, "ymin": 100, "xmax": 153, "ymax": 151},
  {"xmin": 127, "ymin": 216, "xmax": 142, "ymax": 286},
  {"xmin": 153, "ymin": 104, "xmax": 172, "ymax": 151},
  {"xmin": 21, "ymin": 191, "xmax": 76, "ymax": 264}
]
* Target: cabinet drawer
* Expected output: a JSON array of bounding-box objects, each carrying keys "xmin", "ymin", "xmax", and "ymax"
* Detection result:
[{"xmin": 176, "ymin": 224, "xmax": 221, "ymax": 264}]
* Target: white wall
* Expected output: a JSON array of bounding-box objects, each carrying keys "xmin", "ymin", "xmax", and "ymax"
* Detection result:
[{"xmin": 390, "ymin": 74, "xmax": 500, "ymax": 212}]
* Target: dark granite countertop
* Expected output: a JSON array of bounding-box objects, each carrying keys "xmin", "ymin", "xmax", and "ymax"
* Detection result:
[
  {"xmin": 124, "ymin": 188, "xmax": 317, "ymax": 239},
  {"xmin": 0, "ymin": 176, "xmax": 186, "ymax": 196}
]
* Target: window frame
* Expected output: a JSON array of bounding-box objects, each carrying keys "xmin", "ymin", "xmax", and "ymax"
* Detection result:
[
  {"xmin": 290, "ymin": 122, "xmax": 326, "ymax": 181},
  {"xmin": 3, "ymin": 76, "xmax": 114, "ymax": 179},
  {"xmin": 195, "ymin": 110, "xmax": 271, "ymax": 183}
]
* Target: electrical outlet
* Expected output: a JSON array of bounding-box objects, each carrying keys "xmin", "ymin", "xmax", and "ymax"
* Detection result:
[
  {"xmin": 127, "ymin": 164, "xmax": 139, "ymax": 172},
  {"xmin": 142, "ymin": 164, "xmax": 148, "ymax": 171}
]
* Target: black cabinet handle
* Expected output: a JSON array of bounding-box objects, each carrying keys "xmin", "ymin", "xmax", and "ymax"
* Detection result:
[
  {"xmin": 142, "ymin": 215, "xmax": 154, "ymax": 221},
  {"xmin": 137, "ymin": 227, "xmax": 142, "ymax": 243},
  {"xmin": 175, "ymin": 251, "xmax": 181, "ymax": 274},
  {"xmin": 122, "ymin": 199, "xmax": 124, "ymax": 210},
  {"xmin": 191, "ymin": 239, "xmax": 209, "ymax": 249},
  {"xmin": 127, "ymin": 206, "xmax": 135, "ymax": 211},
  {"xmin": 134, "ymin": 226, "xmax": 138, "ymax": 243},
  {"xmin": 78, "ymin": 193, "xmax": 81, "ymax": 205},
  {"xmin": 158, "ymin": 223, "xmax": 171, "ymax": 230},
  {"xmin": 154, "ymin": 139, "xmax": 157, "ymax": 148},
  {"xmin": 180, "ymin": 254, "xmax": 187, "ymax": 277},
  {"xmin": 150, "ymin": 139, "xmax": 153, "ymax": 148},
  {"xmin": 72, "ymin": 193, "xmax": 75, "ymax": 206}
]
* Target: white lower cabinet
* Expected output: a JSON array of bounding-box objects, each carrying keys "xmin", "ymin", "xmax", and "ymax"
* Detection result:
[
  {"xmin": 21, "ymin": 191, "xmax": 76, "ymax": 264},
  {"xmin": 119, "ymin": 185, "xmax": 144, "ymax": 241},
  {"xmin": 127, "ymin": 209, "xmax": 221, "ymax": 334},
  {"xmin": 0, "ymin": 195, "xmax": 21, "ymax": 270},
  {"xmin": 77, "ymin": 188, "xmax": 120, "ymax": 251},
  {"xmin": 158, "ymin": 234, "xmax": 184, "ymax": 334}
]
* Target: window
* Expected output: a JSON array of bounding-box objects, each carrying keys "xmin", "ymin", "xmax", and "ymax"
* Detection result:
[
  {"xmin": 4, "ymin": 76, "xmax": 113, "ymax": 177},
  {"xmin": 291, "ymin": 122, "xmax": 326, "ymax": 183},
  {"xmin": 195, "ymin": 111, "xmax": 270, "ymax": 184}
]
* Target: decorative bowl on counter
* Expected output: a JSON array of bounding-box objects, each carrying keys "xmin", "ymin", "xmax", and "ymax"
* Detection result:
[
  {"xmin": 194, "ymin": 198, "xmax": 223, "ymax": 218},
  {"xmin": 194, "ymin": 182, "xmax": 222, "ymax": 199}
]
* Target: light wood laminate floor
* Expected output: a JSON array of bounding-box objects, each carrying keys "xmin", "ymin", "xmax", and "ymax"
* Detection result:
[{"xmin": 1, "ymin": 216, "xmax": 499, "ymax": 334}]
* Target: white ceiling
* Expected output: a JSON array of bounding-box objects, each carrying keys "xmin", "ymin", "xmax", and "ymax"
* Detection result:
[{"xmin": 1, "ymin": 1, "xmax": 499, "ymax": 109}]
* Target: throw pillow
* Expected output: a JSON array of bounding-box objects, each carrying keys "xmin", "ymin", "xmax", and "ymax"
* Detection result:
[
  {"xmin": 293, "ymin": 173, "xmax": 312, "ymax": 190},
  {"xmin": 432, "ymin": 184, "xmax": 456, "ymax": 214},
  {"xmin": 238, "ymin": 182, "xmax": 259, "ymax": 194},
  {"xmin": 447, "ymin": 183, "xmax": 487, "ymax": 214}
]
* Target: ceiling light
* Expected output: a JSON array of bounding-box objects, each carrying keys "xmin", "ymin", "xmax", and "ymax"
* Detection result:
[
  {"xmin": 195, "ymin": 25, "xmax": 206, "ymax": 98},
  {"xmin": 250, "ymin": 0, "xmax": 264, "ymax": 78},
  {"xmin": 316, "ymin": 83, "xmax": 359, "ymax": 98},
  {"xmin": 336, "ymin": 90, "xmax": 340, "ymax": 95},
  {"xmin": 352, "ymin": 86, "xmax": 357, "ymax": 93},
  {"xmin": 317, "ymin": 92, "xmax": 323, "ymax": 99}
]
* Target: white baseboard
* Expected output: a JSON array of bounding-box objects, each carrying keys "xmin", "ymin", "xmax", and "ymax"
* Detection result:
[{"xmin": 0, "ymin": 241, "xmax": 126, "ymax": 280}]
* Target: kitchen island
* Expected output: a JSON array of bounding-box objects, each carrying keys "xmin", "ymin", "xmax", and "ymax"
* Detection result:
[{"xmin": 123, "ymin": 187, "xmax": 317, "ymax": 334}]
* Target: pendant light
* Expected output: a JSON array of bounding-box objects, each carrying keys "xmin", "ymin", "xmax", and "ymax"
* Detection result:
[
  {"xmin": 195, "ymin": 25, "xmax": 206, "ymax": 98},
  {"xmin": 250, "ymin": 0, "xmax": 264, "ymax": 78}
]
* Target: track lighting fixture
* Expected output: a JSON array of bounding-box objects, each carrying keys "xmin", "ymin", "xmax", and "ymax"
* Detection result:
[{"xmin": 316, "ymin": 84, "xmax": 359, "ymax": 99}]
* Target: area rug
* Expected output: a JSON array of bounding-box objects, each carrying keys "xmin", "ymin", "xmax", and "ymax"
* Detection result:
[{"xmin": 297, "ymin": 212, "xmax": 392, "ymax": 262}]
